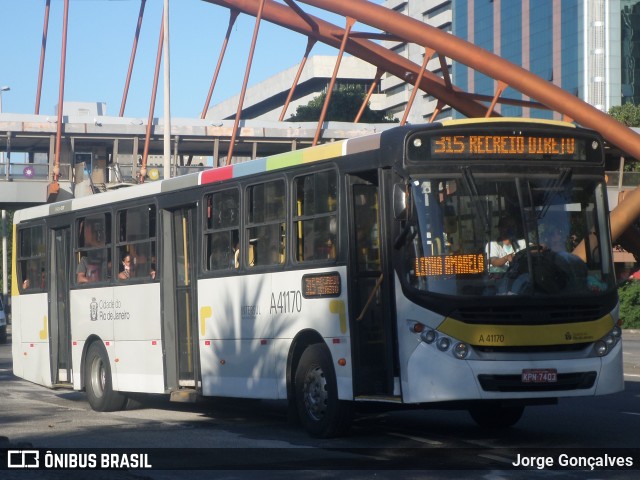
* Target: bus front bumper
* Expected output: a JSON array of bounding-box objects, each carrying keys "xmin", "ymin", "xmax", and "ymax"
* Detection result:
[{"xmin": 402, "ymin": 341, "xmax": 623, "ymax": 404}]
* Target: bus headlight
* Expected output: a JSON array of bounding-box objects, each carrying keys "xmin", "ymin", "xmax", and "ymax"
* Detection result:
[
  {"xmin": 437, "ymin": 337, "xmax": 451, "ymax": 351},
  {"xmin": 594, "ymin": 341, "xmax": 608, "ymax": 357},
  {"xmin": 414, "ymin": 327, "xmax": 464, "ymax": 356},
  {"xmin": 453, "ymin": 342, "xmax": 469, "ymax": 359},
  {"xmin": 593, "ymin": 326, "xmax": 622, "ymax": 357},
  {"xmin": 420, "ymin": 329, "xmax": 437, "ymax": 344}
]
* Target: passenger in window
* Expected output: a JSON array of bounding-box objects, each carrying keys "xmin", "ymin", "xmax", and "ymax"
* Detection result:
[
  {"xmin": 77, "ymin": 220, "xmax": 104, "ymax": 283},
  {"xmin": 118, "ymin": 253, "xmax": 133, "ymax": 280},
  {"xmin": 77, "ymin": 252, "xmax": 103, "ymax": 283}
]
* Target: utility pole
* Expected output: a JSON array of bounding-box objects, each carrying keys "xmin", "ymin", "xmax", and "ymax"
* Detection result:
[
  {"xmin": 163, "ymin": 0, "xmax": 171, "ymax": 179},
  {"xmin": 1, "ymin": 86, "xmax": 10, "ymax": 305}
]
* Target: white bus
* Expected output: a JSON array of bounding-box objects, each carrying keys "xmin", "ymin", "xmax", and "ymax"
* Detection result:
[{"xmin": 11, "ymin": 119, "xmax": 623, "ymax": 437}]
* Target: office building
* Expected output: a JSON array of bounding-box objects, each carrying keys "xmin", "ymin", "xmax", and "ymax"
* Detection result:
[
  {"xmin": 383, "ymin": 0, "xmax": 640, "ymax": 120},
  {"xmin": 382, "ymin": 0, "xmax": 453, "ymax": 123}
]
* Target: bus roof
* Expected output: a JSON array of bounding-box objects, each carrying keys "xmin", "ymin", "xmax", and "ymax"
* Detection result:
[
  {"xmin": 14, "ymin": 128, "xmax": 384, "ymax": 223},
  {"xmin": 13, "ymin": 117, "xmax": 584, "ymax": 224}
]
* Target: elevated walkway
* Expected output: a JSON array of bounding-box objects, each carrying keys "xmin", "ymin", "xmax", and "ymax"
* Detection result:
[{"xmin": 0, "ymin": 113, "xmax": 392, "ymax": 209}]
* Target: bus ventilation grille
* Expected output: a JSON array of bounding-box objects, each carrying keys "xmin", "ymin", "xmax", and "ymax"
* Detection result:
[
  {"xmin": 452, "ymin": 304, "xmax": 605, "ymax": 325},
  {"xmin": 473, "ymin": 343, "xmax": 590, "ymax": 354}
]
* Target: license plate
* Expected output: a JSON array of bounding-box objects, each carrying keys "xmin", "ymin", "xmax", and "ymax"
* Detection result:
[{"xmin": 521, "ymin": 368, "xmax": 557, "ymax": 383}]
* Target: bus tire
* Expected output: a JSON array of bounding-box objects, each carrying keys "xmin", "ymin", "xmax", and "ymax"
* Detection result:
[
  {"xmin": 294, "ymin": 343, "xmax": 352, "ymax": 438},
  {"xmin": 84, "ymin": 341, "xmax": 127, "ymax": 412},
  {"xmin": 469, "ymin": 402, "xmax": 524, "ymax": 429}
]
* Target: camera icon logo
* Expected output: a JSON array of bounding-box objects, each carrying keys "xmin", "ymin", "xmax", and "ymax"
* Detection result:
[{"xmin": 7, "ymin": 450, "xmax": 40, "ymax": 469}]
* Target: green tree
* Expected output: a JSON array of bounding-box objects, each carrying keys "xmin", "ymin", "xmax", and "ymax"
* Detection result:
[
  {"xmin": 608, "ymin": 103, "xmax": 640, "ymax": 172},
  {"xmin": 618, "ymin": 280, "xmax": 640, "ymax": 329},
  {"xmin": 287, "ymin": 86, "xmax": 397, "ymax": 123},
  {"xmin": 608, "ymin": 102, "xmax": 640, "ymax": 127}
]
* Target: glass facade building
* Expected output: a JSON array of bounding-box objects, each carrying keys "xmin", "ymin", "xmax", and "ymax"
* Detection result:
[
  {"xmin": 622, "ymin": 0, "xmax": 640, "ymax": 105},
  {"xmin": 384, "ymin": 0, "xmax": 640, "ymax": 120}
]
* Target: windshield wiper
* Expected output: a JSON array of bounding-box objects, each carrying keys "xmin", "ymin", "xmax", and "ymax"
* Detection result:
[
  {"xmin": 461, "ymin": 166, "xmax": 490, "ymax": 234},
  {"xmin": 539, "ymin": 168, "xmax": 572, "ymax": 219}
]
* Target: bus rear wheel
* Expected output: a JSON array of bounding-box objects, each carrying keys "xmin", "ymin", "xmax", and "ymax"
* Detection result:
[
  {"xmin": 469, "ymin": 402, "xmax": 524, "ymax": 429},
  {"xmin": 295, "ymin": 343, "xmax": 352, "ymax": 438},
  {"xmin": 85, "ymin": 341, "xmax": 127, "ymax": 412}
]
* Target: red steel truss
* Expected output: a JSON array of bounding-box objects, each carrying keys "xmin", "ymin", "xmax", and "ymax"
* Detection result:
[{"xmin": 36, "ymin": 0, "xmax": 640, "ymax": 250}]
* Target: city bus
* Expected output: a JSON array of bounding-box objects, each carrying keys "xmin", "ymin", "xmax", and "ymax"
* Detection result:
[{"xmin": 11, "ymin": 118, "xmax": 623, "ymax": 437}]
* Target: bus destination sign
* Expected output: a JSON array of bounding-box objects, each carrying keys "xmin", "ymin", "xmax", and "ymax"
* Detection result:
[
  {"xmin": 407, "ymin": 132, "xmax": 591, "ymax": 161},
  {"xmin": 414, "ymin": 254, "xmax": 485, "ymax": 277},
  {"xmin": 302, "ymin": 272, "xmax": 341, "ymax": 298},
  {"xmin": 432, "ymin": 135, "xmax": 577, "ymax": 156}
]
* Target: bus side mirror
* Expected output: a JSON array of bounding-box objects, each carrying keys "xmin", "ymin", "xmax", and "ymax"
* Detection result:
[{"xmin": 393, "ymin": 184, "xmax": 407, "ymax": 219}]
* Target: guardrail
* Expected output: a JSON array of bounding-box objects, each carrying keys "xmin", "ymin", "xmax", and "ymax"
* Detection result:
[
  {"xmin": 0, "ymin": 163, "xmax": 71, "ymax": 181},
  {"xmin": 0, "ymin": 163, "xmax": 209, "ymax": 185}
]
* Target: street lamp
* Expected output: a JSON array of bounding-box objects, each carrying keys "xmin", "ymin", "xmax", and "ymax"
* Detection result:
[
  {"xmin": 0, "ymin": 85, "xmax": 9, "ymax": 306},
  {"xmin": 0, "ymin": 86, "xmax": 8, "ymax": 160},
  {"xmin": 0, "ymin": 85, "xmax": 9, "ymax": 114}
]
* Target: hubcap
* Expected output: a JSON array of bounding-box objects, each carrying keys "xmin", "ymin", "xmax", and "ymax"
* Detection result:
[
  {"xmin": 90, "ymin": 357, "xmax": 105, "ymax": 399},
  {"xmin": 303, "ymin": 366, "xmax": 328, "ymax": 421}
]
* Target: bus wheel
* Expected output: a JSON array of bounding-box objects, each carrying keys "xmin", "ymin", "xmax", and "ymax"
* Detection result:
[
  {"xmin": 85, "ymin": 342, "xmax": 127, "ymax": 412},
  {"xmin": 294, "ymin": 343, "xmax": 352, "ymax": 438},
  {"xmin": 469, "ymin": 402, "xmax": 524, "ymax": 429}
]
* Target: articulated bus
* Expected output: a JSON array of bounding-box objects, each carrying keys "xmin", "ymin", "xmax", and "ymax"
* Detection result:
[{"xmin": 11, "ymin": 118, "xmax": 622, "ymax": 437}]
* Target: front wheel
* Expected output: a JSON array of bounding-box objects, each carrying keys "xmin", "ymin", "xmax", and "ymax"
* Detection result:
[
  {"xmin": 84, "ymin": 341, "xmax": 127, "ymax": 412},
  {"xmin": 469, "ymin": 402, "xmax": 525, "ymax": 429},
  {"xmin": 295, "ymin": 343, "xmax": 352, "ymax": 438}
]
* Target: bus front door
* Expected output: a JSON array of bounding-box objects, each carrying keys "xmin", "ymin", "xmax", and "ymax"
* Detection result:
[
  {"xmin": 163, "ymin": 206, "xmax": 200, "ymax": 397},
  {"xmin": 349, "ymin": 172, "xmax": 396, "ymax": 398},
  {"xmin": 50, "ymin": 227, "xmax": 72, "ymax": 385}
]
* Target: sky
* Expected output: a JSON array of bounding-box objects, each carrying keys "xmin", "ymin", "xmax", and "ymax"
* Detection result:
[{"xmin": 0, "ymin": 0, "xmax": 375, "ymax": 119}]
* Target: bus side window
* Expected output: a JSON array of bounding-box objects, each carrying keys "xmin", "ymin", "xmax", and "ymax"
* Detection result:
[
  {"xmin": 116, "ymin": 205, "xmax": 157, "ymax": 281},
  {"xmin": 75, "ymin": 214, "xmax": 112, "ymax": 284},
  {"xmin": 294, "ymin": 170, "xmax": 338, "ymax": 263},
  {"xmin": 205, "ymin": 188, "xmax": 240, "ymax": 272},
  {"xmin": 246, "ymin": 180, "xmax": 285, "ymax": 268},
  {"xmin": 17, "ymin": 225, "xmax": 47, "ymax": 293}
]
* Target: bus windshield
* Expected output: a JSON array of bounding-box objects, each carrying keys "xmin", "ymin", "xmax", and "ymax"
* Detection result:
[{"xmin": 401, "ymin": 173, "xmax": 615, "ymax": 298}]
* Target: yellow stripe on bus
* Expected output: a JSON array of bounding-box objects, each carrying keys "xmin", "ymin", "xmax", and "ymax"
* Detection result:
[
  {"xmin": 439, "ymin": 118, "xmax": 576, "ymax": 128},
  {"xmin": 302, "ymin": 141, "xmax": 345, "ymax": 163},
  {"xmin": 39, "ymin": 315, "xmax": 48, "ymax": 340},
  {"xmin": 437, "ymin": 314, "xmax": 615, "ymax": 347},
  {"xmin": 330, "ymin": 300, "xmax": 347, "ymax": 334},
  {"xmin": 200, "ymin": 306, "xmax": 212, "ymax": 337}
]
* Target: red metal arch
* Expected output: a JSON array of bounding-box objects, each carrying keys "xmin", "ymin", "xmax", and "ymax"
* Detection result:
[
  {"xmin": 204, "ymin": 0, "xmax": 640, "ymax": 159},
  {"xmin": 202, "ymin": 0, "xmax": 640, "ymax": 245},
  {"xmin": 35, "ymin": 1, "xmax": 640, "ymax": 244}
]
